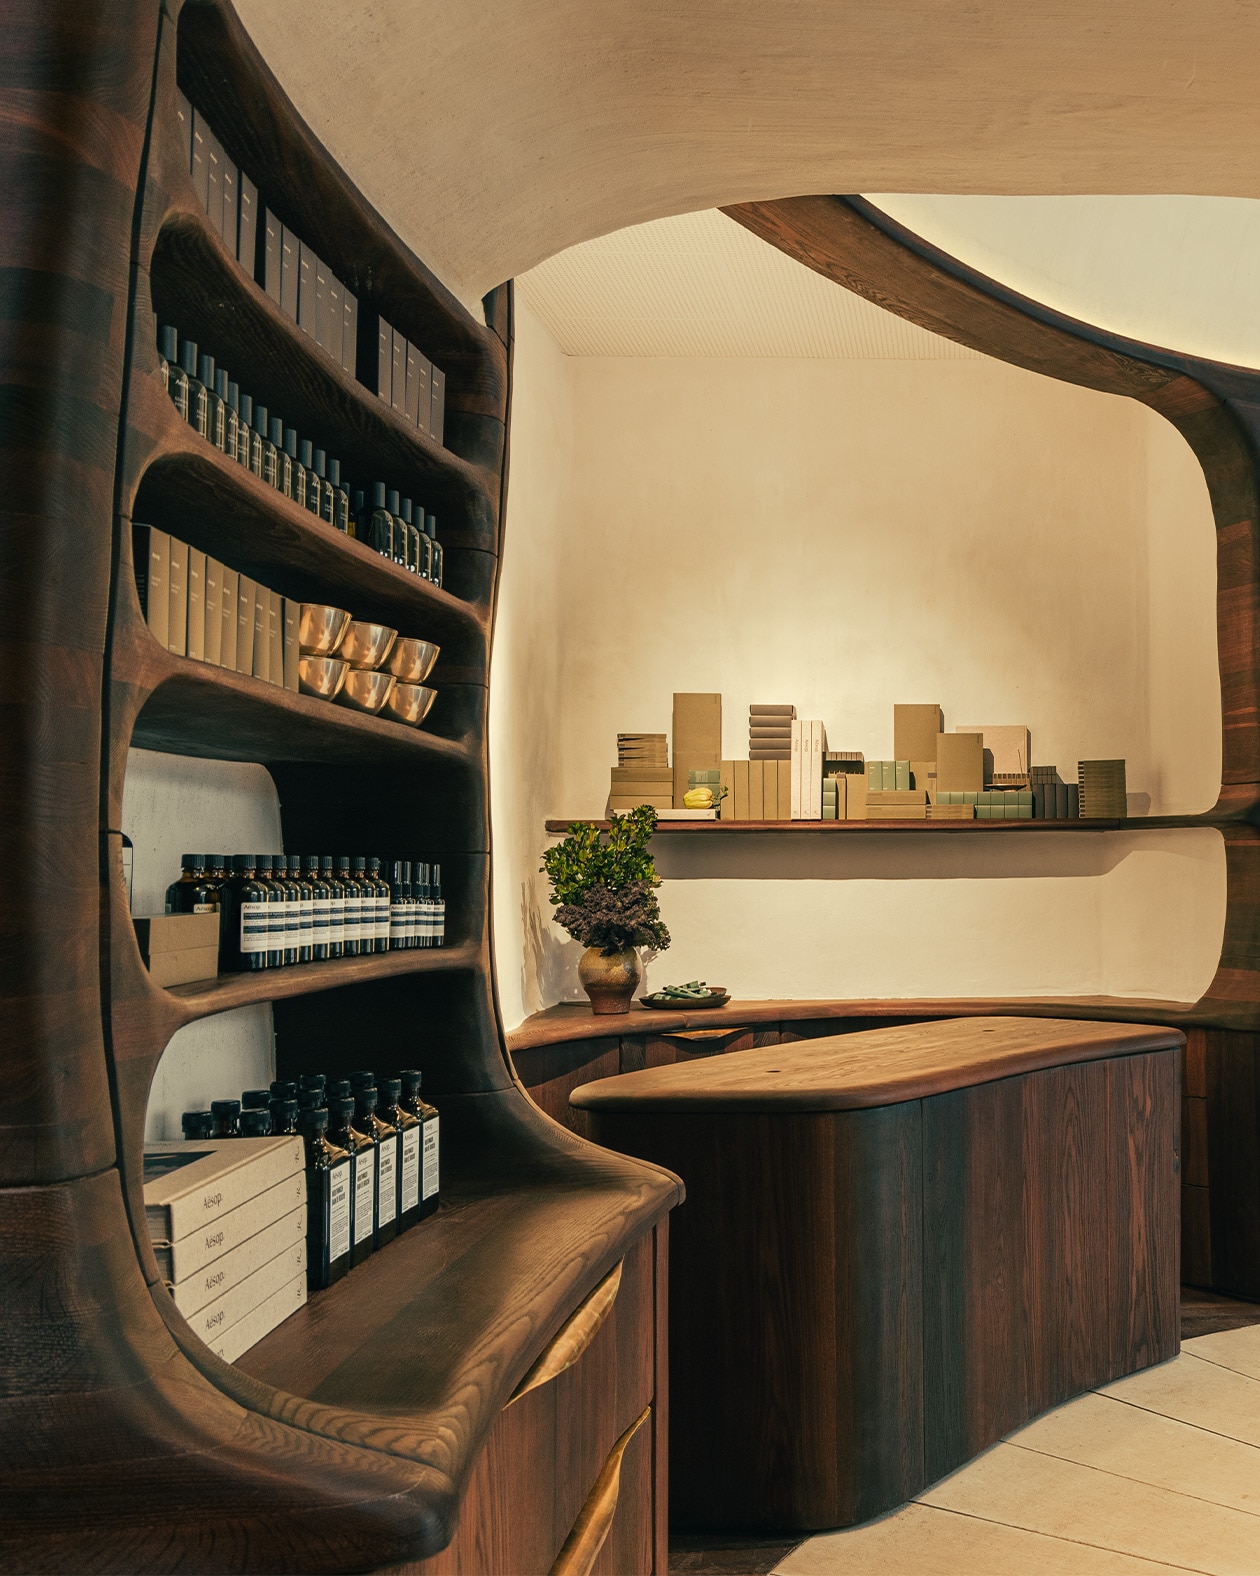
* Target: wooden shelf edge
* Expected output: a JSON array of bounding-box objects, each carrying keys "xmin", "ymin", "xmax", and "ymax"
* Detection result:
[
  {"xmin": 545, "ymin": 817, "xmax": 1130, "ymax": 834},
  {"xmin": 165, "ymin": 937, "xmax": 483, "ymax": 1024}
]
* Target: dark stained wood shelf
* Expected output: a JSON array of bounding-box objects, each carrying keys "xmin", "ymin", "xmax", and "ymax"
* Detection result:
[
  {"xmin": 546, "ymin": 817, "xmax": 1126, "ymax": 834},
  {"xmin": 164, "ymin": 937, "xmax": 482, "ymax": 1024}
]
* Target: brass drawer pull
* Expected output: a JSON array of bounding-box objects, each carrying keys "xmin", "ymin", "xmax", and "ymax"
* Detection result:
[
  {"xmin": 549, "ymin": 1406, "xmax": 651, "ymax": 1576},
  {"xmin": 508, "ymin": 1260, "xmax": 623, "ymax": 1404}
]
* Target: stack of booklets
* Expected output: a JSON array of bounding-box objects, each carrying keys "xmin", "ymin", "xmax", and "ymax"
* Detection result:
[
  {"xmin": 790, "ymin": 719, "xmax": 827, "ymax": 818},
  {"xmin": 617, "ymin": 733, "xmax": 668, "ymax": 768},
  {"xmin": 1078, "ymin": 759, "xmax": 1127, "ymax": 818},
  {"xmin": 609, "ymin": 764, "xmax": 673, "ymax": 812},
  {"xmin": 826, "ymin": 751, "xmax": 865, "ymax": 774},
  {"xmin": 1030, "ymin": 767, "xmax": 1080, "ymax": 820},
  {"xmin": 749, "ymin": 705, "xmax": 795, "ymax": 760},
  {"xmin": 927, "ymin": 801, "xmax": 974, "ymax": 820},
  {"xmin": 867, "ymin": 789, "xmax": 928, "ymax": 820},
  {"xmin": 145, "ymin": 1135, "xmax": 307, "ymax": 1363}
]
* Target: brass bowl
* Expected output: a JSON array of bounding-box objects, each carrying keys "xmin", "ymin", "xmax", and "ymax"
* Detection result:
[
  {"xmin": 298, "ymin": 603, "xmax": 351, "ymax": 656},
  {"xmin": 334, "ymin": 666, "xmax": 396, "ymax": 714},
  {"xmin": 339, "ymin": 620, "xmax": 398, "ymax": 670},
  {"xmin": 385, "ymin": 637, "xmax": 440, "ymax": 684},
  {"xmin": 383, "ymin": 682, "xmax": 437, "ymax": 727},
  {"xmin": 298, "ymin": 655, "xmax": 348, "ymax": 699}
]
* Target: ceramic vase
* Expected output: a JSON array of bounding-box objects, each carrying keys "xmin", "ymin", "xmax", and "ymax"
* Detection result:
[{"xmin": 578, "ymin": 945, "xmax": 643, "ymax": 1015}]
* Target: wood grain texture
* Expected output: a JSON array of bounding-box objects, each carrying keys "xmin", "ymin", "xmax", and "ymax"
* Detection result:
[
  {"xmin": 510, "ymin": 1261, "xmax": 625, "ymax": 1404},
  {"xmin": 571, "ymin": 1016, "xmax": 1184, "ymax": 1113},
  {"xmin": 550, "ymin": 1406, "xmax": 652, "ymax": 1576},
  {"xmin": 545, "ymin": 818, "xmax": 1122, "ymax": 834}
]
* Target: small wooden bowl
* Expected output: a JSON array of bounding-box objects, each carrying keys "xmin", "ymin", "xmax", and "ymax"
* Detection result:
[
  {"xmin": 383, "ymin": 682, "xmax": 437, "ymax": 727},
  {"xmin": 334, "ymin": 667, "xmax": 396, "ymax": 714},
  {"xmin": 297, "ymin": 655, "xmax": 348, "ymax": 699},
  {"xmin": 298, "ymin": 603, "xmax": 351, "ymax": 656},
  {"xmin": 339, "ymin": 620, "xmax": 398, "ymax": 670},
  {"xmin": 386, "ymin": 637, "xmax": 440, "ymax": 684}
]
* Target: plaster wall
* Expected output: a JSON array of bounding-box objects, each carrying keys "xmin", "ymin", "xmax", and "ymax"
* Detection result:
[{"xmin": 490, "ymin": 305, "xmax": 1226, "ymax": 1024}]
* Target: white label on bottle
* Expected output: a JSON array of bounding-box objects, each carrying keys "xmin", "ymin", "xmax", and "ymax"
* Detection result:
[
  {"xmin": 353, "ymin": 1151, "xmax": 375, "ymax": 1244},
  {"xmin": 400, "ymin": 1124, "xmax": 420, "ymax": 1212},
  {"xmin": 268, "ymin": 896, "xmax": 286, "ymax": 950},
  {"xmin": 300, "ymin": 895, "xmax": 313, "ymax": 943},
  {"xmin": 407, "ymin": 903, "xmax": 419, "ymax": 947},
  {"xmin": 422, "ymin": 1116, "xmax": 440, "ymax": 1201},
  {"xmin": 240, "ymin": 900, "xmax": 268, "ymax": 953},
  {"xmin": 283, "ymin": 896, "xmax": 299, "ymax": 952},
  {"xmin": 329, "ymin": 895, "xmax": 344, "ymax": 948},
  {"xmin": 377, "ymin": 894, "xmax": 390, "ymax": 944},
  {"xmin": 435, "ymin": 898, "xmax": 444, "ymax": 946},
  {"xmin": 312, "ymin": 896, "xmax": 330, "ymax": 944},
  {"xmin": 192, "ymin": 902, "xmax": 215, "ymax": 914},
  {"xmin": 377, "ymin": 1135, "xmax": 397, "ymax": 1224},
  {"xmin": 329, "ymin": 1163, "xmax": 351, "ymax": 1262},
  {"xmin": 344, "ymin": 890, "xmax": 360, "ymax": 944},
  {"xmin": 389, "ymin": 902, "xmax": 406, "ymax": 946}
]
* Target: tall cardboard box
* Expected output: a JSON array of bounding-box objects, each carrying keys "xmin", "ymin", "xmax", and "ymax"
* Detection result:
[
  {"xmin": 845, "ymin": 773, "xmax": 868, "ymax": 819},
  {"xmin": 672, "ymin": 693, "xmax": 721, "ymax": 809},
  {"xmin": 894, "ymin": 704, "xmax": 943, "ymax": 763},
  {"xmin": 777, "ymin": 760, "xmax": 792, "ymax": 821},
  {"xmin": 954, "ymin": 724, "xmax": 1031, "ymax": 783},
  {"xmin": 748, "ymin": 759, "xmax": 764, "ymax": 820},
  {"xmin": 936, "ymin": 733, "xmax": 985, "ymax": 793}
]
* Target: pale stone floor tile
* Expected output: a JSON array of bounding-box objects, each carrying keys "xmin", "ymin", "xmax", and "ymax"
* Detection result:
[
  {"xmin": 1098, "ymin": 1352, "xmax": 1260, "ymax": 1448},
  {"xmin": 920, "ymin": 1440, "xmax": 1260, "ymax": 1575},
  {"xmin": 772, "ymin": 1502, "xmax": 1191, "ymax": 1575},
  {"xmin": 1009, "ymin": 1389, "xmax": 1260, "ymax": 1516},
  {"xmin": 1185, "ymin": 1323, "xmax": 1260, "ymax": 1383}
]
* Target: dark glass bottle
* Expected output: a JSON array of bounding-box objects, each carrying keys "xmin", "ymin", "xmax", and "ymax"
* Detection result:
[
  {"xmin": 270, "ymin": 1080, "xmax": 298, "ymax": 1102},
  {"xmin": 388, "ymin": 859, "xmax": 408, "ymax": 951},
  {"xmin": 329, "ymin": 458, "xmax": 351, "ymax": 535},
  {"xmin": 211, "ymin": 1098, "xmax": 240, "ymax": 1138},
  {"xmin": 182, "ymin": 1110, "xmax": 214, "ymax": 1140},
  {"xmin": 305, "ymin": 854, "xmax": 330, "ymax": 960},
  {"xmin": 366, "ymin": 481, "xmax": 392, "ymax": 558},
  {"xmin": 432, "ymin": 863, "xmax": 445, "ymax": 946},
  {"xmin": 276, "ymin": 854, "xmax": 300, "ymax": 966},
  {"xmin": 270, "ymin": 416, "xmax": 289, "ymax": 495},
  {"xmin": 353, "ymin": 1085, "xmax": 398, "ymax": 1248},
  {"xmin": 323, "ymin": 855, "xmax": 344, "ymax": 959},
  {"xmin": 416, "ymin": 508, "xmax": 433, "ymax": 580},
  {"xmin": 399, "ymin": 498, "xmax": 416, "ymax": 573},
  {"xmin": 165, "ymin": 853, "xmax": 216, "ymax": 915},
  {"xmin": 225, "ymin": 379, "xmax": 241, "ymax": 461},
  {"xmin": 221, "ymin": 853, "xmax": 268, "ymax": 972},
  {"xmin": 351, "ymin": 488, "xmax": 367, "ymax": 540},
  {"xmin": 239, "ymin": 1108, "xmax": 272, "ymax": 1137},
  {"xmin": 414, "ymin": 862, "xmax": 431, "ymax": 949},
  {"xmin": 403, "ymin": 861, "xmax": 419, "ymax": 949},
  {"xmin": 241, "ymin": 1088, "xmax": 271, "ymax": 1111},
  {"xmin": 426, "ymin": 514, "xmax": 443, "ymax": 588},
  {"xmin": 283, "ymin": 426, "xmax": 304, "ymax": 505},
  {"xmin": 254, "ymin": 854, "xmax": 285, "ymax": 969},
  {"xmin": 299, "ymin": 439, "xmax": 319, "ymax": 515},
  {"xmin": 299, "ymin": 1072, "xmax": 327, "ymax": 1103},
  {"xmin": 352, "ymin": 856, "xmax": 377, "ymax": 953},
  {"xmin": 327, "ymin": 1094, "xmax": 375, "ymax": 1267},
  {"xmin": 381, "ymin": 1077, "xmax": 420, "ymax": 1232},
  {"xmin": 386, "ymin": 488, "xmax": 405, "ymax": 568},
  {"xmin": 399, "ymin": 1070, "xmax": 440, "ymax": 1219},
  {"xmin": 337, "ymin": 855, "xmax": 361, "ymax": 958},
  {"xmin": 159, "ymin": 325, "xmax": 184, "ymax": 414},
  {"xmin": 240, "ymin": 393, "xmax": 257, "ymax": 471},
  {"xmin": 201, "ymin": 354, "xmax": 225, "ymax": 450},
  {"xmin": 255, "ymin": 403, "xmax": 276, "ymax": 486},
  {"xmin": 315, "ymin": 450, "xmax": 334, "ymax": 526},
  {"xmin": 291, "ymin": 854, "xmax": 313, "ymax": 964},
  {"xmin": 268, "ymin": 1097, "xmax": 299, "ymax": 1136},
  {"xmin": 297, "ymin": 1089, "xmax": 321, "ymax": 1111},
  {"xmin": 298, "ymin": 1107, "xmax": 352, "ymax": 1289},
  {"xmin": 366, "ymin": 856, "xmax": 389, "ymax": 953},
  {"xmin": 181, "ymin": 339, "xmax": 208, "ymax": 437}
]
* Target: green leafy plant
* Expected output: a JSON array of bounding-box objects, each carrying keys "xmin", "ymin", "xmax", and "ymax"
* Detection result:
[{"xmin": 541, "ymin": 805, "xmax": 671, "ymax": 954}]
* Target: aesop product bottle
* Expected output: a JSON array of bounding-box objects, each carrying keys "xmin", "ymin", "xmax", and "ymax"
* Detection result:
[
  {"xmin": 366, "ymin": 856, "xmax": 389, "ymax": 952},
  {"xmin": 381, "ymin": 1077, "xmax": 420, "ymax": 1232},
  {"xmin": 222, "ymin": 853, "xmax": 268, "ymax": 971},
  {"xmin": 254, "ymin": 404, "xmax": 276, "ymax": 487},
  {"xmin": 200, "ymin": 355, "xmax": 224, "ymax": 451},
  {"xmin": 304, "ymin": 854, "xmax": 330, "ymax": 960},
  {"xmin": 299, "ymin": 439, "xmax": 319, "ymax": 515},
  {"xmin": 239, "ymin": 1108, "xmax": 272, "ymax": 1136},
  {"xmin": 181, "ymin": 1110, "xmax": 214, "ymax": 1140},
  {"xmin": 337, "ymin": 855, "xmax": 361, "ymax": 957},
  {"xmin": 417, "ymin": 507, "xmax": 433, "ymax": 580},
  {"xmin": 315, "ymin": 450, "xmax": 334, "ymax": 526},
  {"xmin": 351, "ymin": 857, "xmax": 378, "ymax": 952},
  {"xmin": 322, "ymin": 855, "xmax": 344, "ymax": 958},
  {"xmin": 159, "ymin": 326, "xmax": 183, "ymax": 413},
  {"xmin": 268, "ymin": 1097, "xmax": 299, "ymax": 1136},
  {"xmin": 165, "ymin": 853, "xmax": 216, "ymax": 915},
  {"xmin": 298, "ymin": 1107, "xmax": 351, "ymax": 1289},
  {"xmin": 329, "ymin": 458, "xmax": 350, "ymax": 534},
  {"xmin": 225, "ymin": 379, "xmax": 241, "ymax": 461},
  {"xmin": 270, "ymin": 416, "xmax": 289, "ymax": 496},
  {"xmin": 399, "ymin": 1070, "xmax": 440, "ymax": 1219},
  {"xmin": 181, "ymin": 339, "xmax": 208, "ymax": 437},
  {"xmin": 426, "ymin": 514, "xmax": 443, "ymax": 588},
  {"xmin": 239, "ymin": 393, "xmax": 258, "ymax": 471},
  {"xmin": 414, "ymin": 862, "xmax": 432, "ymax": 948},
  {"xmin": 211, "ymin": 1098, "xmax": 240, "ymax": 1138},
  {"xmin": 276, "ymin": 854, "xmax": 300, "ymax": 966},
  {"xmin": 366, "ymin": 481, "xmax": 392, "ymax": 558},
  {"xmin": 291, "ymin": 854, "xmax": 313, "ymax": 964},
  {"xmin": 353, "ymin": 1083, "xmax": 398, "ymax": 1248},
  {"xmin": 389, "ymin": 859, "xmax": 409, "ymax": 950},
  {"xmin": 386, "ymin": 489, "xmax": 405, "ymax": 568},
  {"xmin": 327, "ymin": 1091, "xmax": 375, "ymax": 1267},
  {"xmin": 398, "ymin": 498, "xmax": 417, "ymax": 573},
  {"xmin": 254, "ymin": 854, "xmax": 285, "ymax": 968},
  {"xmin": 432, "ymin": 863, "xmax": 445, "ymax": 946}
]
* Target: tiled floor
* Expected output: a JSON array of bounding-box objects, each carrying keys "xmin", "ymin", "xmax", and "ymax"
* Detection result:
[{"xmin": 775, "ymin": 1323, "xmax": 1260, "ymax": 1575}]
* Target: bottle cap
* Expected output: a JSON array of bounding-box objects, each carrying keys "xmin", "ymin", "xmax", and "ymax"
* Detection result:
[
  {"xmin": 392, "ymin": 859, "xmax": 405, "ymax": 882},
  {"xmin": 270, "ymin": 1081, "xmax": 298, "ymax": 1099},
  {"xmin": 352, "ymin": 489, "xmax": 365, "ymax": 513},
  {"xmin": 239, "ymin": 1109, "xmax": 272, "ymax": 1136},
  {"xmin": 313, "ymin": 447, "xmax": 327, "ymax": 479},
  {"xmin": 158, "ymin": 324, "xmax": 179, "ymax": 361},
  {"xmin": 239, "ymin": 392, "xmax": 253, "ymax": 426},
  {"xmin": 336, "ymin": 855, "xmax": 350, "ymax": 874},
  {"xmin": 256, "ymin": 853, "xmax": 273, "ymax": 873},
  {"xmin": 303, "ymin": 854, "xmax": 320, "ymax": 874},
  {"xmin": 329, "ymin": 458, "xmax": 341, "ymax": 487},
  {"xmin": 283, "ymin": 426, "xmax": 298, "ymax": 458},
  {"xmin": 198, "ymin": 352, "xmax": 215, "ymax": 386},
  {"xmin": 231, "ymin": 853, "xmax": 254, "ymax": 873},
  {"xmin": 386, "ymin": 488, "xmax": 401, "ymax": 515},
  {"xmin": 289, "ymin": 854, "xmax": 302, "ymax": 875},
  {"xmin": 241, "ymin": 1088, "xmax": 271, "ymax": 1109},
  {"xmin": 297, "ymin": 1107, "xmax": 329, "ymax": 1139},
  {"xmin": 349, "ymin": 1070, "xmax": 375, "ymax": 1089},
  {"xmin": 180, "ymin": 853, "xmax": 198, "ymax": 871},
  {"xmin": 399, "ymin": 1069, "xmax": 422, "ymax": 1094},
  {"xmin": 269, "ymin": 416, "xmax": 283, "ymax": 447},
  {"xmin": 297, "ymin": 1089, "xmax": 321, "ymax": 1110},
  {"xmin": 200, "ymin": 854, "xmax": 219, "ymax": 866},
  {"xmin": 226, "ymin": 380, "xmax": 240, "ymax": 413},
  {"xmin": 368, "ymin": 856, "xmax": 382, "ymax": 875},
  {"xmin": 253, "ymin": 402, "xmax": 268, "ymax": 434},
  {"xmin": 268, "ymin": 1097, "xmax": 298, "ymax": 1126},
  {"xmin": 215, "ymin": 368, "xmax": 229, "ymax": 400},
  {"xmin": 353, "ymin": 1087, "xmax": 379, "ymax": 1120},
  {"xmin": 181, "ymin": 1110, "xmax": 214, "ymax": 1139},
  {"xmin": 180, "ymin": 339, "xmax": 198, "ymax": 374},
  {"xmin": 400, "ymin": 498, "xmax": 413, "ymax": 524},
  {"xmin": 371, "ymin": 480, "xmax": 386, "ymax": 508},
  {"xmin": 432, "ymin": 863, "xmax": 441, "ymax": 891},
  {"xmin": 299, "ymin": 437, "xmax": 313, "ymax": 468},
  {"xmin": 299, "ymin": 1073, "xmax": 327, "ymax": 1091},
  {"xmin": 380, "ymin": 1077, "xmax": 402, "ymax": 1104},
  {"xmin": 353, "ymin": 855, "xmax": 366, "ymax": 874},
  {"xmin": 331, "ymin": 1094, "xmax": 356, "ymax": 1124},
  {"xmin": 211, "ymin": 1098, "xmax": 241, "ymax": 1119},
  {"xmin": 321, "ymin": 855, "xmax": 333, "ymax": 874}
]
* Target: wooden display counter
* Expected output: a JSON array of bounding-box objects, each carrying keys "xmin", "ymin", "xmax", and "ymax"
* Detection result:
[{"xmin": 570, "ymin": 1017, "xmax": 1182, "ymax": 1532}]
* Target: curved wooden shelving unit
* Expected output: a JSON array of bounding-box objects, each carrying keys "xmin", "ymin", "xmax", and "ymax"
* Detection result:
[{"xmin": 0, "ymin": 2, "xmax": 677, "ymax": 1570}]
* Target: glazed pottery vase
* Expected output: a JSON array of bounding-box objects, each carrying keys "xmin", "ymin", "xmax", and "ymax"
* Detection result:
[{"xmin": 578, "ymin": 945, "xmax": 643, "ymax": 1015}]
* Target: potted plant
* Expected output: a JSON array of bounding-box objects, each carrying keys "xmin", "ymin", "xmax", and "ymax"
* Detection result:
[{"xmin": 541, "ymin": 805, "xmax": 671, "ymax": 1014}]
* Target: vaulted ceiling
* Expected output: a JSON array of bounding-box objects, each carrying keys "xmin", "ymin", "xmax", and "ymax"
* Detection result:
[{"xmin": 238, "ymin": 0, "xmax": 1260, "ymax": 308}]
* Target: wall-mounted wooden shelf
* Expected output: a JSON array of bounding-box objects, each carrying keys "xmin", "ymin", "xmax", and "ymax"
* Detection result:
[{"xmin": 546, "ymin": 816, "xmax": 1126, "ymax": 834}]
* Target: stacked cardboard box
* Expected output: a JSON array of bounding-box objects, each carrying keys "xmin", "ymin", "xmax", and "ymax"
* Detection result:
[
  {"xmin": 749, "ymin": 704, "xmax": 795, "ymax": 761},
  {"xmin": 673, "ymin": 694, "xmax": 721, "ymax": 809},
  {"xmin": 954, "ymin": 725, "xmax": 1031, "ymax": 787},
  {"xmin": 144, "ymin": 1135, "xmax": 307, "ymax": 1362},
  {"xmin": 133, "ymin": 912, "xmax": 220, "ymax": 988},
  {"xmin": 790, "ymin": 720, "xmax": 827, "ymax": 819},
  {"xmin": 617, "ymin": 733, "xmax": 668, "ymax": 768},
  {"xmin": 1029, "ymin": 767, "xmax": 1080, "ymax": 819},
  {"xmin": 867, "ymin": 789, "xmax": 928, "ymax": 820},
  {"xmin": 609, "ymin": 766, "xmax": 673, "ymax": 812},
  {"xmin": 927, "ymin": 801, "xmax": 974, "ymax": 820},
  {"xmin": 1079, "ymin": 759, "xmax": 1127, "ymax": 818},
  {"xmin": 936, "ymin": 733, "xmax": 984, "ymax": 793},
  {"xmin": 723, "ymin": 759, "xmax": 792, "ymax": 820}
]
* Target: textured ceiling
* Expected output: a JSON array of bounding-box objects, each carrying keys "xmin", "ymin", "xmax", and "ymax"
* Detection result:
[
  {"xmin": 237, "ymin": 1, "xmax": 1260, "ymax": 311},
  {"xmin": 516, "ymin": 208, "xmax": 981, "ymax": 358}
]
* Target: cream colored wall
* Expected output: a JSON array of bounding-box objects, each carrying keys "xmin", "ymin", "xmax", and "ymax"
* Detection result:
[{"xmin": 491, "ymin": 316, "xmax": 1226, "ymax": 1024}]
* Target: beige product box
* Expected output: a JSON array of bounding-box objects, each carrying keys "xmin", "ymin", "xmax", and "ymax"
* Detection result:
[
  {"xmin": 209, "ymin": 1267, "xmax": 307, "ymax": 1364},
  {"xmin": 154, "ymin": 1169, "xmax": 308, "ymax": 1283},
  {"xmin": 867, "ymin": 789, "xmax": 927, "ymax": 806},
  {"xmin": 252, "ymin": 585, "xmax": 270, "ymax": 682},
  {"xmin": 910, "ymin": 760, "xmax": 937, "ymax": 795},
  {"xmin": 143, "ymin": 1134, "xmax": 305, "ymax": 1244},
  {"xmin": 183, "ymin": 1239, "xmax": 305, "ymax": 1349},
  {"xmin": 732, "ymin": 760, "xmax": 750, "ymax": 821},
  {"xmin": 204, "ymin": 556, "xmax": 222, "ymax": 666},
  {"xmin": 720, "ymin": 760, "xmax": 737, "ymax": 819},
  {"xmin": 236, "ymin": 576, "xmax": 256, "ymax": 675},
  {"xmin": 134, "ymin": 911, "xmax": 221, "ymax": 987},
  {"xmin": 894, "ymin": 704, "xmax": 943, "ymax": 763},
  {"xmin": 135, "ymin": 525, "xmax": 170, "ymax": 649},
  {"xmin": 145, "ymin": 945, "xmax": 220, "ymax": 988},
  {"xmin": 868, "ymin": 803, "xmax": 928, "ymax": 820},
  {"xmin": 790, "ymin": 719, "xmax": 804, "ymax": 818},
  {"xmin": 171, "ymin": 1205, "xmax": 307, "ymax": 1318},
  {"xmin": 844, "ymin": 773, "xmax": 868, "ymax": 820},
  {"xmin": 936, "ymin": 732, "xmax": 984, "ymax": 793},
  {"xmin": 954, "ymin": 725, "xmax": 1031, "ymax": 783},
  {"xmin": 762, "ymin": 759, "xmax": 777, "ymax": 820},
  {"xmin": 776, "ymin": 760, "xmax": 791, "ymax": 820},
  {"xmin": 608, "ymin": 795, "xmax": 672, "ymax": 812},
  {"xmin": 167, "ymin": 534, "xmax": 188, "ymax": 656},
  {"xmin": 283, "ymin": 598, "xmax": 299, "ymax": 692},
  {"xmin": 220, "ymin": 567, "xmax": 238, "ymax": 670},
  {"xmin": 928, "ymin": 802, "xmax": 975, "ymax": 820},
  {"xmin": 672, "ymin": 692, "xmax": 722, "ymax": 809},
  {"xmin": 748, "ymin": 758, "xmax": 764, "ymax": 820},
  {"xmin": 186, "ymin": 547, "xmax": 206, "ymax": 661},
  {"xmin": 268, "ymin": 590, "xmax": 284, "ymax": 685}
]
